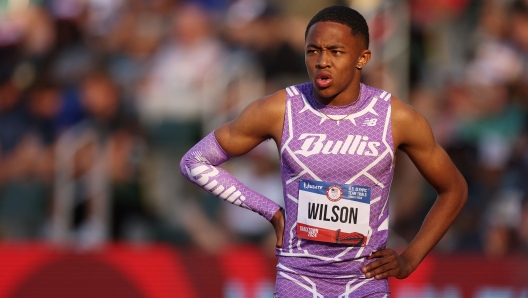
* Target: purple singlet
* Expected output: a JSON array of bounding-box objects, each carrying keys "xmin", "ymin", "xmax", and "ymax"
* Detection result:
[{"xmin": 275, "ymin": 82, "xmax": 394, "ymax": 297}]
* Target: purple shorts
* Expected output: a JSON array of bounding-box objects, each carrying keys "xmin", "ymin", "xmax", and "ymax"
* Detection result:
[{"xmin": 274, "ymin": 266, "xmax": 390, "ymax": 298}]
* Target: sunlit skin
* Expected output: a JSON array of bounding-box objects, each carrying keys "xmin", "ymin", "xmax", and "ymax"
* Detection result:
[
  {"xmin": 214, "ymin": 19, "xmax": 467, "ymax": 283},
  {"xmin": 305, "ymin": 21, "xmax": 371, "ymax": 106}
]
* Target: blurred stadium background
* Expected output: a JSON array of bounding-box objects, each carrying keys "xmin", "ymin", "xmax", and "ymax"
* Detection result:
[{"xmin": 0, "ymin": 0, "xmax": 527, "ymax": 297}]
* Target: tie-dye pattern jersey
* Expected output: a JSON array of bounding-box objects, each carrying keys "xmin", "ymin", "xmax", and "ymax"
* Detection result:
[{"xmin": 275, "ymin": 82, "xmax": 395, "ymax": 297}]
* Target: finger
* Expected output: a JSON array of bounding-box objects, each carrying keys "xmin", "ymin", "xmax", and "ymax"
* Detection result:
[
  {"xmin": 372, "ymin": 268, "xmax": 400, "ymax": 280},
  {"xmin": 368, "ymin": 250, "xmax": 386, "ymax": 259},
  {"xmin": 364, "ymin": 261, "xmax": 399, "ymax": 279},
  {"xmin": 362, "ymin": 253, "xmax": 396, "ymax": 273},
  {"xmin": 368, "ymin": 249, "xmax": 394, "ymax": 259},
  {"xmin": 362, "ymin": 258, "xmax": 384, "ymax": 271},
  {"xmin": 362, "ymin": 259, "xmax": 388, "ymax": 274}
]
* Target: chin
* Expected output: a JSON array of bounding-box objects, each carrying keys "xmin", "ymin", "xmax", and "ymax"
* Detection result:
[{"xmin": 314, "ymin": 87, "xmax": 335, "ymax": 99}]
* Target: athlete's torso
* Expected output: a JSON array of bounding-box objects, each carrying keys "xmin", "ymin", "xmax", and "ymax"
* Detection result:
[{"xmin": 277, "ymin": 82, "xmax": 395, "ymax": 280}]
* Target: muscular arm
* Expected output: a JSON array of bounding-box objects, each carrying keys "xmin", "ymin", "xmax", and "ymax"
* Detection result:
[
  {"xmin": 363, "ymin": 97, "xmax": 468, "ymax": 279},
  {"xmin": 214, "ymin": 90, "xmax": 286, "ymax": 156},
  {"xmin": 180, "ymin": 90, "xmax": 286, "ymax": 243}
]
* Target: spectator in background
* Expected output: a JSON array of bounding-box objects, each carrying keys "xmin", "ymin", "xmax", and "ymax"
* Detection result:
[
  {"xmin": 222, "ymin": 3, "xmax": 307, "ymax": 92},
  {"xmin": 102, "ymin": 0, "xmax": 174, "ymax": 113},
  {"xmin": 518, "ymin": 200, "xmax": 528, "ymax": 253},
  {"xmin": 0, "ymin": 77, "xmax": 50, "ymax": 239},
  {"xmin": 0, "ymin": 79, "xmax": 29, "ymax": 161},
  {"xmin": 51, "ymin": 69, "xmax": 146, "ymax": 248},
  {"xmin": 79, "ymin": 69, "xmax": 147, "ymax": 242},
  {"xmin": 137, "ymin": 3, "xmax": 231, "ymax": 251},
  {"xmin": 458, "ymin": 0, "xmax": 528, "ymax": 256},
  {"xmin": 26, "ymin": 78, "xmax": 63, "ymax": 149},
  {"xmin": 510, "ymin": 0, "xmax": 528, "ymax": 105}
]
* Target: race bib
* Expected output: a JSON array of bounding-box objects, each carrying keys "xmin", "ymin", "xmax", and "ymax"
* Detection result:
[{"xmin": 296, "ymin": 179, "xmax": 371, "ymax": 246}]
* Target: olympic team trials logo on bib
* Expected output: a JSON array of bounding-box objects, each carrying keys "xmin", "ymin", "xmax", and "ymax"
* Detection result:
[{"xmin": 326, "ymin": 185, "xmax": 343, "ymax": 202}]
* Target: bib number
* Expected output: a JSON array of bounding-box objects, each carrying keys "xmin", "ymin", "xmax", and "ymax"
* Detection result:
[{"xmin": 296, "ymin": 179, "xmax": 371, "ymax": 246}]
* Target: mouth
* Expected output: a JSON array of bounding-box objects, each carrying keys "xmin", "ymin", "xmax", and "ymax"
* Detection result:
[{"xmin": 315, "ymin": 72, "xmax": 333, "ymax": 88}]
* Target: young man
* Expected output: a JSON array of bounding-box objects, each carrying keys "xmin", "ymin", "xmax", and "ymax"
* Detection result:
[{"xmin": 180, "ymin": 6, "xmax": 467, "ymax": 297}]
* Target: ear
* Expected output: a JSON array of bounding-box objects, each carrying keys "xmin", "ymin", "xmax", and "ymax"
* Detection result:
[{"xmin": 356, "ymin": 49, "xmax": 372, "ymax": 69}]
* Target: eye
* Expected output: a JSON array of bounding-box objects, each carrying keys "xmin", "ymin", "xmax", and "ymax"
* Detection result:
[
  {"xmin": 332, "ymin": 50, "xmax": 343, "ymax": 55},
  {"xmin": 306, "ymin": 49, "xmax": 318, "ymax": 54}
]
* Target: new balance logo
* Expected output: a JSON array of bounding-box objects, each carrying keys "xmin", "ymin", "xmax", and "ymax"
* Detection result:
[
  {"xmin": 294, "ymin": 134, "xmax": 380, "ymax": 157},
  {"xmin": 362, "ymin": 118, "xmax": 378, "ymax": 126}
]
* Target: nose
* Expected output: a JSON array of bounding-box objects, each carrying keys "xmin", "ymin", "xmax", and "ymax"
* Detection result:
[{"xmin": 316, "ymin": 50, "xmax": 329, "ymax": 68}]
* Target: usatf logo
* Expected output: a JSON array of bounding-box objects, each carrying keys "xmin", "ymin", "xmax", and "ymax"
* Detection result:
[
  {"xmin": 294, "ymin": 134, "xmax": 380, "ymax": 157},
  {"xmin": 303, "ymin": 182, "xmax": 323, "ymax": 190},
  {"xmin": 362, "ymin": 118, "xmax": 378, "ymax": 126},
  {"xmin": 326, "ymin": 185, "xmax": 343, "ymax": 202}
]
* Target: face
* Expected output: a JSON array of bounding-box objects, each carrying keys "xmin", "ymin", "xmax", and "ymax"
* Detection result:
[
  {"xmin": 82, "ymin": 77, "xmax": 120, "ymax": 120},
  {"xmin": 305, "ymin": 21, "xmax": 371, "ymax": 103}
]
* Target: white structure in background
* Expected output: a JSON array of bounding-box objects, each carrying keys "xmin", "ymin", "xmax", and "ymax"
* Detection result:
[
  {"xmin": 350, "ymin": 0, "xmax": 410, "ymax": 100},
  {"xmin": 51, "ymin": 126, "xmax": 110, "ymax": 249}
]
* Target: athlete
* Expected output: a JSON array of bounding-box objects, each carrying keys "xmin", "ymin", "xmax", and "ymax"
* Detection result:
[{"xmin": 180, "ymin": 6, "xmax": 467, "ymax": 297}]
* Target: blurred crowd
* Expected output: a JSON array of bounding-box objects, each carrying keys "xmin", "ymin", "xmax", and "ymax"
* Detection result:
[{"xmin": 0, "ymin": 0, "xmax": 527, "ymax": 257}]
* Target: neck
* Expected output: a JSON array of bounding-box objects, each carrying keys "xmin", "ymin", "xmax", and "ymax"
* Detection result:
[{"xmin": 312, "ymin": 83, "xmax": 362, "ymax": 107}]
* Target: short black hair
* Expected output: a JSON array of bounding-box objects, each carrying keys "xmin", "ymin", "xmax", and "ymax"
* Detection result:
[
  {"xmin": 305, "ymin": 6, "xmax": 369, "ymax": 49},
  {"xmin": 511, "ymin": 0, "xmax": 528, "ymax": 16}
]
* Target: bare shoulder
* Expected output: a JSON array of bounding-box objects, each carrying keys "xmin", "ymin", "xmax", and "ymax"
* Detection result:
[
  {"xmin": 391, "ymin": 96, "xmax": 423, "ymax": 127},
  {"xmin": 255, "ymin": 89, "xmax": 288, "ymax": 121},
  {"xmin": 237, "ymin": 89, "xmax": 287, "ymax": 138},
  {"xmin": 215, "ymin": 89, "xmax": 287, "ymax": 156},
  {"xmin": 391, "ymin": 96, "xmax": 434, "ymax": 151}
]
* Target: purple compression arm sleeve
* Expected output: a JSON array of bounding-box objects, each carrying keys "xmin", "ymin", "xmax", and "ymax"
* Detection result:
[{"xmin": 180, "ymin": 132, "xmax": 281, "ymax": 221}]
